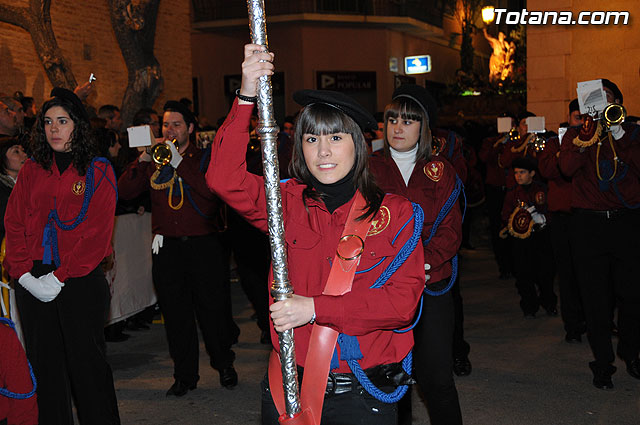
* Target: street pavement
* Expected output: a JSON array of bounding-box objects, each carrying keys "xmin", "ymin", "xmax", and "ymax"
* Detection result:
[{"xmin": 108, "ymin": 245, "xmax": 640, "ymax": 424}]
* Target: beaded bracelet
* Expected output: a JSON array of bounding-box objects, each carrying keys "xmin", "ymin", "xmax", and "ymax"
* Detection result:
[{"xmin": 235, "ymin": 88, "xmax": 257, "ymax": 103}]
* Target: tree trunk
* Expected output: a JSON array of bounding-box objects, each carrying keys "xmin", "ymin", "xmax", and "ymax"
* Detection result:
[
  {"xmin": 460, "ymin": 24, "xmax": 474, "ymax": 74},
  {"xmin": 107, "ymin": 0, "xmax": 163, "ymax": 127},
  {"xmin": 0, "ymin": 0, "xmax": 77, "ymax": 89}
]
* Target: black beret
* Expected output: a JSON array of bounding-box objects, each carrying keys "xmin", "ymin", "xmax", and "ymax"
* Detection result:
[
  {"xmin": 163, "ymin": 100, "xmax": 196, "ymax": 126},
  {"xmin": 392, "ymin": 84, "xmax": 438, "ymax": 128},
  {"xmin": 601, "ymin": 78, "xmax": 623, "ymax": 104},
  {"xmin": 568, "ymin": 99, "xmax": 580, "ymax": 114},
  {"xmin": 50, "ymin": 87, "xmax": 89, "ymax": 124},
  {"xmin": 292, "ymin": 89, "xmax": 377, "ymax": 132},
  {"xmin": 516, "ymin": 111, "xmax": 536, "ymax": 123},
  {"xmin": 512, "ymin": 156, "xmax": 537, "ymax": 172}
]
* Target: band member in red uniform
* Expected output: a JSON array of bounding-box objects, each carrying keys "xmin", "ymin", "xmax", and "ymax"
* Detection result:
[
  {"xmin": 207, "ymin": 44, "xmax": 425, "ymax": 425},
  {"xmin": 501, "ymin": 157, "xmax": 556, "ymax": 318},
  {"xmin": 479, "ymin": 121, "xmax": 513, "ymax": 279},
  {"xmin": 499, "ymin": 111, "xmax": 538, "ymax": 190},
  {"xmin": 0, "ymin": 318, "xmax": 38, "ymax": 425},
  {"xmin": 4, "ymin": 88, "xmax": 120, "ymax": 424},
  {"xmin": 369, "ymin": 84, "xmax": 463, "ymax": 425},
  {"xmin": 537, "ymin": 99, "xmax": 585, "ymax": 343},
  {"xmin": 558, "ymin": 79, "xmax": 640, "ymax": 389},
  {"xmin": 118, "ymin": 101, "xmax": 239, "ymax": 395}
]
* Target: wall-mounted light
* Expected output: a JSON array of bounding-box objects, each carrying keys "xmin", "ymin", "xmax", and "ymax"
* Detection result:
[{"xmin": 482, "ymin": 6, "xmax": 495, "ymax": 25}]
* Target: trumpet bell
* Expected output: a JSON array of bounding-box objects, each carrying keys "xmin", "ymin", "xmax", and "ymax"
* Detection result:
[
  {"xmin": 151, "ymin": 139, "xmax": 178, "ymax": 168},
  {"xmin": 602, "ymin": 103, "xmax": 626, "ymax": 128},
  {"xmin": 508, "ymin": 127, "xmax": 521, "ymax": 143},
  {"xmin": 531, "ymin": 134, "xmax": 546, "ymax": 152}
]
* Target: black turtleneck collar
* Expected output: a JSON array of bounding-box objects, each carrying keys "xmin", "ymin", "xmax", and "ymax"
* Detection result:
[
  {"xmin": 309, "ymin": 167, "xmax": 357, "ymax": 214},
  {"xmin": 54, "ymin": 151, "xmax": 73, "ymax": 174}
]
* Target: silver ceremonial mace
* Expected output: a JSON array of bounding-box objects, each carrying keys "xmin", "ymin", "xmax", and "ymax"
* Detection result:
[{"xmin": 246, "ymin": 0, "xmax": 301, "ymax": 419}]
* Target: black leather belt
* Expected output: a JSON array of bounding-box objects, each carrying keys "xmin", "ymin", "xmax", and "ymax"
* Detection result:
[
  {"xmin": 325, "ymin": 372, "xmax": 363, "ymax": 397},
  {"xmin": 572, "ymin": 208, "xmax": 631, "ymax": 219}
]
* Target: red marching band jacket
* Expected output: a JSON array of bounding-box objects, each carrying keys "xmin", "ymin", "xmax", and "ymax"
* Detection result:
[
  {"xmin": 205, "ymin": 99, "xmax": 425, "ymax": 373},
  {"xmin": 369, "ymin": 155, "xmax": 462, "ymax": 285}
]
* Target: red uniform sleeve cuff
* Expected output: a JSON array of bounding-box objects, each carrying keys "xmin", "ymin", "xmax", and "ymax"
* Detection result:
[
  {"xmin": 313, "ymin": 294, "xmax": 345, "ymax": 331},
  {"xmin": 53, "ymin": 269, "xmax": 68, "ymax": 283}
]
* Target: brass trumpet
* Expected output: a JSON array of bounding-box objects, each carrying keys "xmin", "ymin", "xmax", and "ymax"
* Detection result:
[
  {"xmin": 530, "ymin": 134, "xmax": 546, "ymax": 152},
  {"xmin": 151, "ymin": 138, "xmax": 179, "ymax": 168},
  {"xmin": 508, "ymin": 127, "xmax": 521, "ymax": 143},
  {"xmin": 601, "ymin": 103, "xmax": 626, "ymax": 130}
]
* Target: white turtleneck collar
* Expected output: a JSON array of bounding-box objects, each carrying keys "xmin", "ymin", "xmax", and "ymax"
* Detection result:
[{"xmin": 390, "ymin": 144, "xmax": 418, "ymax": 186}]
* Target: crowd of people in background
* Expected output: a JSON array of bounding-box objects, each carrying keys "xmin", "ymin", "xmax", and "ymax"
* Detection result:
[{"xmin": 0, "ymin": 65, "xmax": 638, "ymax": 425}]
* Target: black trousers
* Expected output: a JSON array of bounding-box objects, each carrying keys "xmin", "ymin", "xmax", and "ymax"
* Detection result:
[
  {"xmin": 549, "ymin": 212, "xmax": 585, "ymax": 335},
  {"xmin": 452, "ymin": 274, "xmax": 471, "ymax": 360},
  {"xmin": 570, "ymin": 210, "xmax": 640, "ymax": 369},
  {"xmin": 152, "ymin": 233, "xmax": 239, "ymax": 385},
  {"xmin": 512, "ymin": 230, "xmax": 557, "ymax": 315},
  {"xmin": 401, "ymin": 280, "xmax": 462, "ymax": 425},
  {"xmin": 15, "ymin": 262, "xmax": 120, "ymax": 425},
  {"xmin": 261, "ymin": 375, "xmax": 398, "ymax": 425},
  {"xmin": 485, "ymin": 184, "xmax": 513, "ymax": 275},
  {"xmin": 223, "ymin": 210, "xmax": 271, "ymax": 332}
]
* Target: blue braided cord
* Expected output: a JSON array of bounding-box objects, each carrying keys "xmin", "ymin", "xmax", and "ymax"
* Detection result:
[
  {"xmin": 357, "ymin": 207, "xmax": 416, "ymax": 275},
  {"xmin": 446, "ymin": 131, "xmax": 455, "ymax": 159},
  {"xmin": 199, "ymin": 145, "xmax": 212, "ymax": 173},
  {"xmin": 602, "ymin": 162, "xmax": 640, "ymax": 209},
  {"xmin": 460, "ymin": 180, "xmax": 467, "ymax": 223},
  {"xmin": 422, "ymin": 175, "xmax": 463, "ymax": 248},
  {"xmin": 92, "ymin": 158, "xmax": 118, "ymax": 203},
  {"xmin": 355, "ymin": 258, "xmax": 385, "ymax": 274},
  {"xmin": 0, "ymin": 318, "xmax": 37, "ymax": 399},
  {"xmin": 42, "ymin": 157, "xmax": 108, "ymax": 266},
  {"xmin": 370, "ymin": 203, "xmax": 424, "ymax": 289},
  {"xmin": 356, "ymin": 210, "xmax": 413, "ymax": 276},
  {"xmin": 345, "ymin": 351, "xmax": 412, "ymax": 403},
  {"xmin": 423, "ymin": 254, "xmax": 458, "ymax": 296},
  {"xmin": 183, "ymin": 182, "xmax": 212, "ymax": 218},
  {"xmin": 330, "ymin": 347, "xmax": 339, "ymax": 370},
  {"xmin": 330, "ymin": 204, "xmax": 424, "ymax": 398},
  {"xmin": 393, "ymin": 295, "xmax": 424, "ymax": 333}
]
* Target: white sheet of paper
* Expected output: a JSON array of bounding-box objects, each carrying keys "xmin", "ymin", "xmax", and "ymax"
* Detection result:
[
  {"xmin": 497, "ymin": 117, "xmax": 512, "ymax": 133},
  {"xmin": 371, "ymin": 138, "xmax": 384, "ymax": 152},
  {"xmin": 127, "ymin": 125, "xmax": 154, "ymax": 147},
  {"xmin": 577, "ymin": 79, "xmax": 607, "ymax": 117},
  {"xmin": 526, "ymin": 116, "xmax": 545, "ymax": 133},
  {"xmin": 558, "ymin": 127, "xmax": 567, "ymax": 146}
]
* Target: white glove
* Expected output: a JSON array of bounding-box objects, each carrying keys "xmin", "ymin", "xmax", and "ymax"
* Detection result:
[
  {"xmin": 152, "ymin": 234, "xmax": 164, "ymax": 255},
  {"xmin": 531, "ymin": 212, "xmax": 546, "ymax": 225},
  {"xmin": 167, "ymin": 140, "xmax": 183, "ymax": 168},
  {"xmin": 610, "ymin": 124, "xmax": 625, "ymax": 141},
  {"xmin": 526, "ymin": 205, "xmax": 536, "ymax": 214},
  {"xmin": 18, "ymin": 272, "xmax": 64, "ymax": 302},
  {"xmin": 425, "ymin": 263, "xmax": 431, "ymax": 283}
]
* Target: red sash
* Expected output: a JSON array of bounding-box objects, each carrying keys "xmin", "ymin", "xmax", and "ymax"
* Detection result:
[{"xmin": 269, "ymin": 192, "xmax": 372, "ymax": 425}]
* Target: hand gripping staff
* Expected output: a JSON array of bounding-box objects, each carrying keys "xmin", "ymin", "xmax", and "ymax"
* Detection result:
[{"xmin": 246, "ymin": 1, "xmax": 306, "ymax": 423}]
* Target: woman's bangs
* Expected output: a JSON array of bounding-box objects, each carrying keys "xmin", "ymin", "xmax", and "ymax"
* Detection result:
[
  {"xmin": 384, "ymin": 99, "xmax": 423, "ymax": 122},
  {"xmin": 299, "ymin": 104, "xmax": 352, "ymax": 136}
]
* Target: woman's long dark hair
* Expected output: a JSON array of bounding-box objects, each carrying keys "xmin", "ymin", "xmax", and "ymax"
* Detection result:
[
  {"xmin": 30, "ymin": 97, "xmax": 99, "ymax": 176},
  {"xmin": 383, "ymin": 97, "xmax": 432, "ymax": 162},
  {"xmin": 288, "ymin": 103, "xmax": 383, "ymax": 220}
]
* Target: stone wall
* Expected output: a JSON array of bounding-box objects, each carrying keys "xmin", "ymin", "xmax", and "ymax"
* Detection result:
[{"xmin": 0, "ymin": 0, "xmax": 192, "ymax": 119}]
